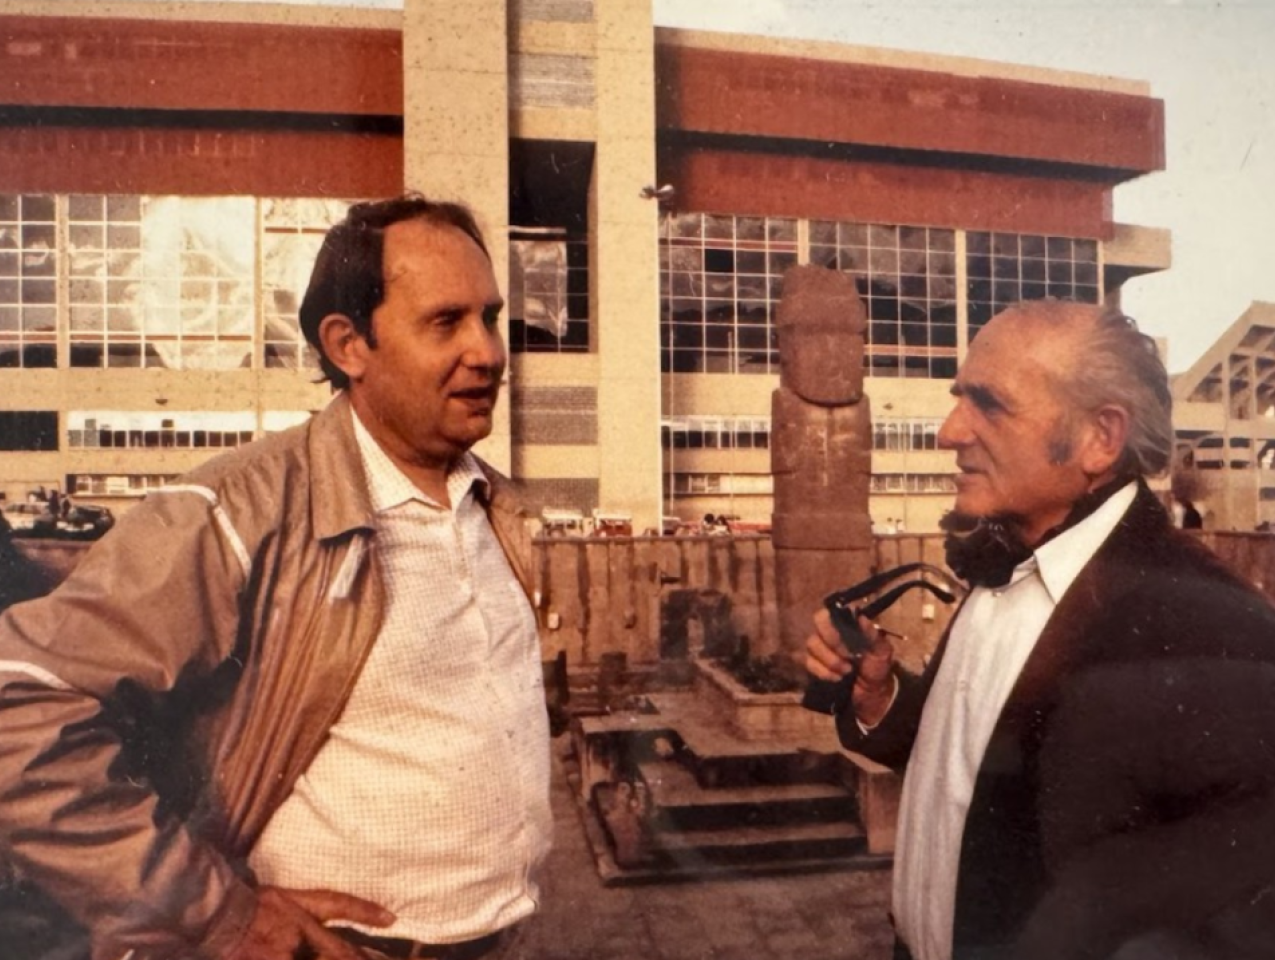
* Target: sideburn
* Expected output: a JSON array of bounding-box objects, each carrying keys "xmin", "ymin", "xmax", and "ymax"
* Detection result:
[{"xmin": 1046, "ymin": 416, "xmax": 1074, "ymax": 466}]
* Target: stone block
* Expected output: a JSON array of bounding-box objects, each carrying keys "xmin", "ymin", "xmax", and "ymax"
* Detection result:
[
  {"xmin": 776, "ymin": 264, "xmax": 866, "ymax": 405},
  {"xmin": 773, "ymin": 472, "xmax": 871, "ymax": 516},
  {"xmin": 771, "ymin": 387, "xmax": 872, "ymax": 482},
  {"xmin": 693, "ymin": 659, "xmax": 834, "ymax": 742},
  {"xmin": 844, "ymin": 752, "xmax": 903, "ymax": 855},
  {"xmin": 774, "ymin": 547, "xmax": 874, "ymax": 660},
  {"xmin": 771, "ymin": 512, "xmax": 874, "ymax": 551}
]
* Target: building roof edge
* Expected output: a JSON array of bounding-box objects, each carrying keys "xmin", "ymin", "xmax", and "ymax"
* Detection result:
[{"xmin": 655, "ymin": 25, "xmax": 1150, "ymax": 98}]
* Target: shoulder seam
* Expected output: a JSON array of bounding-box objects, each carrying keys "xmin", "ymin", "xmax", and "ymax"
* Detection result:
[{"xmin": 152, "ymin": 484, "xmax": 252, "ymax": 579}]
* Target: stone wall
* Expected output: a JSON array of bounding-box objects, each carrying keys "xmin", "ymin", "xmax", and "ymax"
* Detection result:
[
  {"xmin": 534, "ymin": 533, "xmax": 955, "ymax": 672},
  {"xmin": 19, "ymin": 531, "xmax": 1275, "ymax": 677}
]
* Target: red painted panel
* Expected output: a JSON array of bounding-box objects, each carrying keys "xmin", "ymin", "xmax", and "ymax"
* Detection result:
[
  {"xmin": 1, "ymin": 17, "xmax": 403, "ymax": 116},
  {"xmin": 0, "ymin": 125, "xmax": 403, "ymax": 197},
  {"xmin": 659, "ymin": 146, "xmax": 1113, "ymax": 240},
  {"xmin": 657, "ymin": 45, "xmax": 1164, "ymax": 179}
]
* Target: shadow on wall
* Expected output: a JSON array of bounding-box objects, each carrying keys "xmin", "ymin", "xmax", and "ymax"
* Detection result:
[{"xmin": 659, "ymin": 589, "xmax": 738, "ymax": 660}]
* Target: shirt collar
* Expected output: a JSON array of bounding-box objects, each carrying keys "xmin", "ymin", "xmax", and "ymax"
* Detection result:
[
  {"xmin": 350, "ymin": 407, "xmax": 488, "ymax": 512},
  {"xmin": 1030, "ymin": 481, "xmax": 1139, "ymax": 603}
]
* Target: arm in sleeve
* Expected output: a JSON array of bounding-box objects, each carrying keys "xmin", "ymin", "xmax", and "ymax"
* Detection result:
[
  {"xmin": 833, "ymin": 667, "xmax": 929, "ymax": 771},
  {"xmin": 0, "ymin": 489, "xmax": 259, "ymax": 960},
  {"xmin": 1017, "ymin": 658, "xmax": 1275, "ymax": 960}
]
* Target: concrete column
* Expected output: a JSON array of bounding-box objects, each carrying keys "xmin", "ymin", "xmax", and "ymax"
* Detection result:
[
  {"xmin": 403, "ymin": 0, "xmax": 512, "ymax": 472},
  {"xmin": 591, "ymin": 0, "xmax": 662, "ymax": 532}
]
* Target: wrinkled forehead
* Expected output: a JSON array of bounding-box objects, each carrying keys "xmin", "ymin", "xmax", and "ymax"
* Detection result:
[{"xmin": 961, "ymin": 309, "xmax": 1086, "ymax": 395}]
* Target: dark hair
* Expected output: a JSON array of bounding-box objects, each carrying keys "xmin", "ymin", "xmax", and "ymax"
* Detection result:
[{"xmin": 299, "ymin": 193, "xmax": 490, "ymax": 389}]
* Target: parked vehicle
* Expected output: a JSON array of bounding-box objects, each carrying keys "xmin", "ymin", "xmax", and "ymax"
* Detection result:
[
  {"xmin": 540, "ymin": 508, "xmax": 586, "ymax": 538},
  {"xmin": 2, "ymin": 500, "xmax": 115, "ymax": 541},
  {"xmin": 589, "ymin": 510, "xmax": 633, "ymax": 538}
]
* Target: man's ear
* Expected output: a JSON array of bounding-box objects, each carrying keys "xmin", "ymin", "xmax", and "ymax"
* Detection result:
[
  {"xmin": 1080, "ymin": 404, "xmax": 1130, "ymax": 478},
  {"xmin": 318, "ymin": 313, "xmax": 369, "ymax": 382}
]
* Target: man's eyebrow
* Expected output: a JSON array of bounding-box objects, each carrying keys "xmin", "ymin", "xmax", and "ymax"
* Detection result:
[
  {"xmin": 425, "ymin": 298, "xmax": 505, "ymax": 318},
  {"xmin": 951, "ymin": 381, "xmax": 1004, "ymax": 411}
]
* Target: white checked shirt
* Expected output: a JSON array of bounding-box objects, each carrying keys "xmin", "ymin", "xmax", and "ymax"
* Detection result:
[
  {"xmin": 249, "ymin": 410, "xmax": 552, "ymax": 944},
  {"xmin": 892, "ymin": 483, "xmax": 1138, "ymax": 960}
]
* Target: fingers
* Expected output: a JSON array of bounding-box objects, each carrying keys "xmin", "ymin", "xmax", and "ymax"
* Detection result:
[
  {"xmin": 287, "ymin": 888, "xmax": 396, "ymax": 928},
  {"xmin": 853, "ymin": 614, "xmax": 896, "ymax": 688},
  {"xmin": 286, "ymin": 888, "xmax": 395, "ymax": 960},
  {"xmin": 805, "ymin": 608, "xmax": 854, "ymax": 681},
  {"xmin": 293, "ymin": 888, "xmax": 395, "ymax": 960},
  {"xmin": 233, "ymin": 887, "xmax": 395, "ymax": 960}
]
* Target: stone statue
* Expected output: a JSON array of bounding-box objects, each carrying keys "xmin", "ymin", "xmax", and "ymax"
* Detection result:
[{"xmin": 771, "ymin": 265, "xmax": 873, "ymax": 672}]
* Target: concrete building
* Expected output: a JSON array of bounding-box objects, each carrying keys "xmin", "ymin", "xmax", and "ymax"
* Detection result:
[
  {"xmin": 1171, "ymin": 301, "xmax": 1275, "ymax": 531},
  {"xmin": 0, "ymin": 0, "xmax": 1169, "ymax": 532}
]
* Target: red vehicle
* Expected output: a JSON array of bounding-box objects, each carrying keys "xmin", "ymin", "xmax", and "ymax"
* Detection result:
[{"xmin": 590, "ymin": 510, "xmax": 633, "ymax": 537}]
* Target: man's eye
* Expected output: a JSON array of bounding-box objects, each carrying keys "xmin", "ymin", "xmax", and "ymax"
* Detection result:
[
  {"xmin": 482, "ymin": 308, "xmax": 501, "ymax": 328},
  {"xmin": 967, "ymin": 387, "xmax": 1003, "ymax": 414}
]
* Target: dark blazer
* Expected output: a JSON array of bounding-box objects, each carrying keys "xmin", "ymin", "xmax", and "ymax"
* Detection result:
[{"xmin": 840, "ymin": 484, "xmax": 1275, "ymax": 960}]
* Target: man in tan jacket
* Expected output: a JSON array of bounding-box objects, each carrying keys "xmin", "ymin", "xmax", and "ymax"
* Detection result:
[{"xmin": 0, "ymin": 195, "xmax": 551, "ymax": 960}]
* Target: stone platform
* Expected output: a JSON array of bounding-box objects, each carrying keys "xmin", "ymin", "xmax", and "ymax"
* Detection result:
[
  {"xmin": 525, "ymin": 737, "xmax": 895, "ymax": 960},
  {"xmin": 568, "ymin": 660, "xmax": 900, "ymax": 884}
]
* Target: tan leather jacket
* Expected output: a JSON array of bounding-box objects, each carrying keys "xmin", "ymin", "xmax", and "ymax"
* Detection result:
[{"xmin": 0, "ymin": 394, "xmax": 538, "ymax": 960}]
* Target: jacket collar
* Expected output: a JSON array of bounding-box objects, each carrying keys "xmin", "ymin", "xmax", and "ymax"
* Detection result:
[
  {"xmin": 999, "ymin": 478, "xmax": 1168, "ymax": 721},
  {"xmin": 308, "ymin": 392, "xmax": 377, "ymax": 542},
  {"xmin": 1032, "ymin": 481, "xmax": 1138, "ymax": 605},
  {"xmin": 306, "ymin": 392, "xmax": 531, "ymax": 550}
]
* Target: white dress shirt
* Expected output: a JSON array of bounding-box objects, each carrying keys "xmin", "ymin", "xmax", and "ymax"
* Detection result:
[
  {"xmin": 249, "ymin": 409, "xmax": 552, "ymax": 944},
  {"xmin": 892, "ymin": 482, "xmax": 1138, "ymax": 960}
]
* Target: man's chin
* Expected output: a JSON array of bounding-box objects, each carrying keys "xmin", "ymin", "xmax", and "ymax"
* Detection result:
[{"xmin": 445, "ymin": 419, "xmax": 494, "ymax": 452}]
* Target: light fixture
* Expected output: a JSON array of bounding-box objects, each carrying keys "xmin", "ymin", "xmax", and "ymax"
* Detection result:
[{"xmin": 639, "ymin": 184, "xmax": 676, "ymax": 202}]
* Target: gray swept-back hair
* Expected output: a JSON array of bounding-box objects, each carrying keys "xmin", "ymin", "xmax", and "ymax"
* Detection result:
[{"xmin": 1010, "ymin": 300, "xmax": 1174, "ymax": 478}]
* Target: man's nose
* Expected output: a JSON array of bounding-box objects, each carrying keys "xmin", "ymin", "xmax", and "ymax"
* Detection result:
[
  {"xmin": 462, "ymin": 317, "xmax": 506, "ymax": 370},
  {"xmin": 937, "ymin": 404, "xmax": 969, "ymax": 450}
]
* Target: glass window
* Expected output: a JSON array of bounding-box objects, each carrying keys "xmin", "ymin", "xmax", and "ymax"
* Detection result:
[
  {"xmin": 0, "ymin": 411, "xmax": 58, "ymax": 451},
  {"xmin": 871, "ymin": 417, "xmax": 945, "ymax": 451},
  {"xmin": 68, "ymin": 473, "xmax": 181, "ymax": 497},
  {"xmin": 0, "ymin": 193, "xmax": 363, "ymax": 372},
  {"xmin": 68, "ymin": 196, "xmax": 256, "ymax": 370},
  {"xmin": 508, "ymin": 231, "xmax": 589, "ymax": 354},
  {"xmin": 660, "ymin": 213, "xmax": 797, "ymax": 375},
  {"xmin": 660, "ymin": 416, "xmax": 771, "ymax": 450},
  {"xmin": 0, "ymin": 195, "xmax": 58, "ymax": 368},
  {"xmin": 66, "ymin": 411, "xmax": 256, "ymax": 450},
  {"xmin": 260, "ymin": 198, "xmax": 348, "ymax": 369},
  {"xmin": 810, "ymin": 220, "xmax": 958, "ymax": 379},
  {"xmin": 966, "ymin": 232, "xmax": 1101, "ymax": 343}
]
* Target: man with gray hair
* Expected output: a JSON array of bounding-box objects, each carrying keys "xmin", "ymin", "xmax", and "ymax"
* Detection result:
[{"xmin": 807, "ymin": 300, "xmax": 1275, "ymax": 960}]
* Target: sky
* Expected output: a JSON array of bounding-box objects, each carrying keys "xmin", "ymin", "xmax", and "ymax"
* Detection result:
[{"xmin": 102, "ymin": 0, "xmax": 1275, "ymax": 372}]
